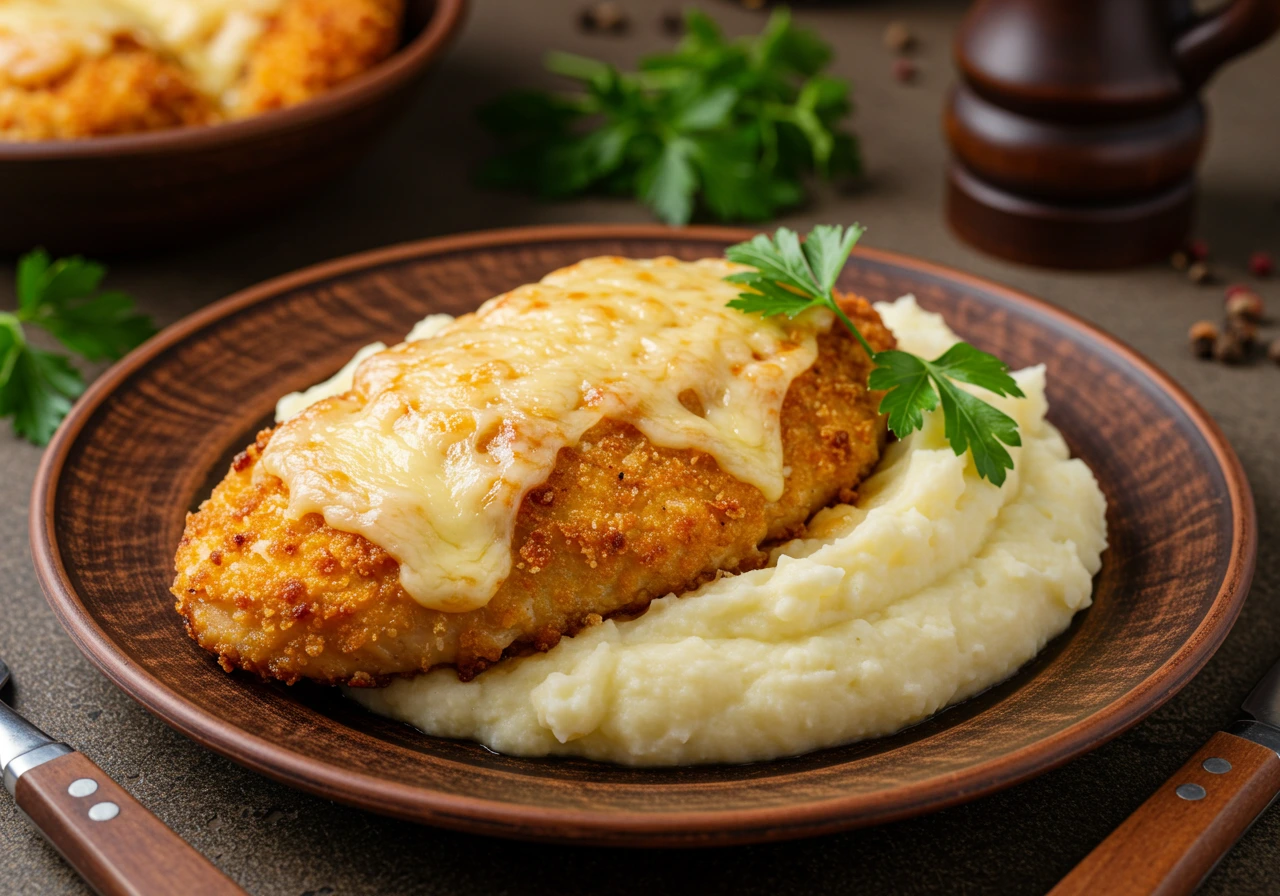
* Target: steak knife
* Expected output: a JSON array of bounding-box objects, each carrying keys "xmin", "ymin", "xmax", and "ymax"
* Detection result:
[
  {"xmin": 1, "ymin": 656, "xmax": 245, "ymax": 896},
  {"xmin": 1052, "ymin": 657, "xmax": 1280, "ymax": 895}
]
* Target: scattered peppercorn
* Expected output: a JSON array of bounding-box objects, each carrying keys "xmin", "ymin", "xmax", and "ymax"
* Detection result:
[
  {"xmin": 1249, "ymin": 251, "xmax": 1274, "ymax": 278},
  {"xmin": 1188, "ymin": 261, "xmax": 1213, "ymax": 284},
  {"xmin": 660, "ymin": 9, "xmax": 683, "ymax": 35},
  {"xmin": 892, "ymin": 58, "xmax": 918, "ymax": 83},
  {"xmin": 1214, "ymin": 332, "xmax": 1246, "ymax": 364},
  {"xmin": 1224, "ymin": 285, "xmax": 1264, "ymax": 323},
  {"xmin": 1170, "ymin": 249, "xmax": 1191, "ymax": 271},
  {"xmin": 579, "ymin": 1, "xmax": 628, "ymax": 34},
  {"xmin": 1228, "ymin": 318, "xmax": 1259, "ymax": 351},
  {"xmin": 1188, "ymin": 238, "xmax": 1210, "ymax": 261},
  {"xmin": 883, "ymin": 22, "xmax": 915, "ymax": 54},
  {"xmin": 1189, "ymin": 320, "xmax": 1218, "ymax": 358},
  {"xmin": 1268, "ymin": 337, "xmax": 1280, "ymax": 366}
]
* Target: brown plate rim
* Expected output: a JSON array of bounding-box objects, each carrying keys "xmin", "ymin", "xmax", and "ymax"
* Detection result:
[
  {"xmin": 29, "ymin": 224, "xmax": 1258, "ymax": 844},
  {"xmin": 0, "ymin": 0, "xmax": 468, "ymax": 161}
]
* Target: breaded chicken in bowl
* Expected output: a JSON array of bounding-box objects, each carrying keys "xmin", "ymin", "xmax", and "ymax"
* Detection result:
[
  {"xmin": 0, "ymin": 0, "xmax": 406, "ymax": 140},
  {"xmin": 0, "ymin": 0, "xmax": 465, "ymax": 250}
]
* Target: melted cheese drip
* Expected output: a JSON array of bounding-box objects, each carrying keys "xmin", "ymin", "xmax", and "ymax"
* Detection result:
[
  {"xmin": 259, "ymin": 257, "xmax": 831, "ymax": 613},
  {"xmin": 0, "ymin": 0, "xmax": 281, "ymax": 100}
]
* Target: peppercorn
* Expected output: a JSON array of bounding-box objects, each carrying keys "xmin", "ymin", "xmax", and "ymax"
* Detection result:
[
  {"xmin": 1188, "ymin": 261, "xmax": 1213, "ymax": 284},
  {"xmin": 1224, "ymin": 285, "xmax": 1264, "ymax": 323},
  {"xmin": 892, "ymin": 58, "xmax": 918, "ymax": 83},
  {"xmin": 883, "ymin": 22, "xmax": 915, "ymax": 54},
  {"xmin": 1214, "ymin": 332, "xmax": 1246, "ymax": 364},
  {"xmin": 579, "ymin": 2, "xmax": 628, "ymax": 34},
  {"xmin": 1228, "ymin": 318, "xmax": 1259, "ymax": 351},
  {"xmin": 1188, "ymin": 320, "xmax": 1218, "ymax": 358},
  {"xmin": 660, "ymin": 9, "xmax": 683, "ymax": 35},
  {"xmin": 1188, "ymin": 238, "xmax": 1209, "ymax": 261},
  {"xmin": 1249, "ymin": 251, "xmax": 1274, "ymax": 278},
  {"xmin": 1268, "ymin": 337, "xmax": 1280, "ymax": 366},
  {"xmin": 1170, "ymin": 249, "xmax": 1191, "ymax": 271}
]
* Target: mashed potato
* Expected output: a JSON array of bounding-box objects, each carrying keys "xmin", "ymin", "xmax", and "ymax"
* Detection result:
[{"xmin": 349, "ymin": 297, "xmax": 1108, "ymax": 766}]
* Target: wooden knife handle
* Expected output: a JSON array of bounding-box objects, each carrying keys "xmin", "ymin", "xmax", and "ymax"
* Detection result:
[
  {"xmin": 13, "ymin": 750, "xmax": 245, "ymax": 896},
  {"xmin": 1051, "ymin": 731, "xmax": 1280, "ymax": 896}
]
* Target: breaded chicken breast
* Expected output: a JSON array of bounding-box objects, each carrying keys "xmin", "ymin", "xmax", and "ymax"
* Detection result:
[
  {"xmin": 234, "ymin": 0, "xmax": 403, "ymax": 115},
  {"xmin": 173, "ymin": 293, "xmax": 896, "ymax": 686},
  {"xmin": 0, "ymin": 0, "xmax": 403, "ymax": 141},
  {"xmin": 0, "ymin": 39, "xmax": 216, "ymax": 140}
]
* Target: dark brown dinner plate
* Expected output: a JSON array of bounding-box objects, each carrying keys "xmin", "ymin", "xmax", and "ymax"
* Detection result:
[{"xmin": 30, "ymin": 226, "xmax": 1256, "ymax": 847}]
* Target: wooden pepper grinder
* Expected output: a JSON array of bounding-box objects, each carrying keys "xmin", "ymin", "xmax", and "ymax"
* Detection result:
[{"xmin": 945, "ymin": 0, "xmax": 1280, "ymax": 269}]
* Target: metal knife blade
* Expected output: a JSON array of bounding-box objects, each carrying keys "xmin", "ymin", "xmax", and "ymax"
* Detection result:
[
  {"xmin": 1235, "ymin": 656, "xmax": 1280, "ymax": 755},
  {"xmin": 1, "ymin": 654, "xmax": 245, "ymax": 894},
  {"xmin": 0, "ymin": 655, "xmax": 70, "ymax": 794},
  {"xmin": 1242, "ymin": 657, "xmax": 1280, "ymax": 727}
]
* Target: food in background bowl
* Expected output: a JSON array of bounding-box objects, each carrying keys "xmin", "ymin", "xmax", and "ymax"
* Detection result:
[
  {"xmin": 0, "ymin": 0, "xmax": 404, "ymax": 140},
  {"xmin": 171, "ymin": 226, "xmax": 1108, "ymax": 766}
]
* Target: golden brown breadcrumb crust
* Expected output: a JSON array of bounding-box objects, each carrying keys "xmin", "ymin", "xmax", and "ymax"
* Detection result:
[
  {"xmin": 234, "ymin": 0, "xmax": 404, "ymax": 115},
  {"xmin": 172, "ymin": 293, "xmax": 897, "ymax": 686},
  {"xmin": 0, "ymin": 39, "xmax": 216, "ymax": 141},
  {"xmin": 0, "ymin": 0, "xmax": 403, "ymax": 141}
]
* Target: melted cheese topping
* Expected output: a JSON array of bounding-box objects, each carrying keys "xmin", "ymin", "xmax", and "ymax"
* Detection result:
[
  {"xmin": 354, "ymin": 302, "xmax": 1108, "ymax": 766},
  {"xmin": 259, "ymin": 257, "xmax": 831, "ymax": 613},
  {"xmin": 0, "ymin": 0, "xmax": 281, "ymax": 100}
]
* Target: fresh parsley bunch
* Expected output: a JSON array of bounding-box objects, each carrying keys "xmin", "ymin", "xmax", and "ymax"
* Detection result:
[
  {"xmin": 0, "ymin": 251, "xmax": 154, "ymax": 445},
  {"xmin": 478, "ymin": 8, "xmax": 859, "ymax": 225},
  {"xmin": 726, "ymin": 225, "xmax": 1025, "ymax": 486}
]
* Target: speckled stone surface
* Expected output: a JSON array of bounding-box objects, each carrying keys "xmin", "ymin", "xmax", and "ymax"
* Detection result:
[{"xmin": 1, "ymin": 2, "xmax": 1277, "ymax": 894}]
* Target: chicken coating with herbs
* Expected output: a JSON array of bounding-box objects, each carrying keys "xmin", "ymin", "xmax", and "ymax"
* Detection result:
[{"xmin": 172, "ymin": 293, "xmax": 896, "ymax": 686}]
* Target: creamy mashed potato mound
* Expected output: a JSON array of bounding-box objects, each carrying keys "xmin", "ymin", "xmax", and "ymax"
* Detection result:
[{"xmin": 343, "ymin": 297, "xmax": 1107, "ymax": 766}]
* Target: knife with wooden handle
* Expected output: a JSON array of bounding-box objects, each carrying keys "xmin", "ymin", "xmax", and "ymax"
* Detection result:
[
  {"xmin": 1, "ymin": 657, "xmax": 246, "ymax": 896},
  {"xmin": 1052, "ymin": 659, "xmax": 1280, "ymax": 896}
]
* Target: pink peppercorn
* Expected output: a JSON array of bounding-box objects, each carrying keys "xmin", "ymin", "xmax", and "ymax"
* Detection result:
[
  {"xmin": 1249, "ymin": 251, "xmax": 1274, "ymax": 278},
  {"xmin": 1224, "ymin": 285, "xmax": 1264, "ymax": 323}
]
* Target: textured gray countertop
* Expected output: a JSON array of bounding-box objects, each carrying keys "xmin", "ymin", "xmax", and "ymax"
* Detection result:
[{"xmin": 2, "ymin": 1, "xmax": 1278, "ymax": 893}]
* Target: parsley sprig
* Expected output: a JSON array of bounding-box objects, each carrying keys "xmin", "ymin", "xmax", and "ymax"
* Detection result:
[
  {"xmin": 726, "ymin": 225, "xmax": 1025, "ymax": 485},
  {"xmin": 0, "ymin": 251, "xmax": 154, "ymax": 445},
  {"xmin": 478, "ymin": 9, "xmax": 859, "ymax": 225}
]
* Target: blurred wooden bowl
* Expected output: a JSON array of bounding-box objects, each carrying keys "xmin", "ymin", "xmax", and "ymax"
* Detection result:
[{"xmin": 0, "ymin": 0, "xmax": 467, "ymax": 255}]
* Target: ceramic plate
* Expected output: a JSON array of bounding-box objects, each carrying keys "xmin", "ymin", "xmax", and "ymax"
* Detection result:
[{"xmin": 31, "ymin": 226, "xmax": 1256, "ymax": 846}]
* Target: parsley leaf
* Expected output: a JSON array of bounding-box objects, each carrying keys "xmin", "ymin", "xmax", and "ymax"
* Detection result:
[
  {"xmin": 478, "ymin": 9, "xmax": 859, "ymax": 225},
  {"xmin": 936, "ymin": 378, "xmax": 1023, "ymax": 484},
  {"xmin": 17, "ymin": 251, "xmax": 154, "ymax": 362},
  {"xmin": 726, "ymin": 224, "xmax": 878, "ymax": 359},
  {"xmin": 642, "ymin": 136, "xmax": 698, "ymax": 227},
  {"xmin": 1, "ymin": 251, "xmax": 154, "ymax": 445},
  {"xmin": 869, "ymin": 350, "xmax": 938, "ymax": 435},
  {"xmin": 869, "ymin": 349, "xmax": 1024, "ymax": 484},
  {"xmin": 3, "ymin": 346, "xmax": 85, "ymax": 446},
  {"xmin": 725, "ymin": 225, "xmax": 1025, "ymax": 486}
]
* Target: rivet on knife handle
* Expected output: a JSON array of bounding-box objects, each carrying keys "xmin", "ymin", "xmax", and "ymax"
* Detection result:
[
  {"xmin": 13, "ymin": 750, "xmax": 246, "ymax": 896},
  {"xmin": 1049, "ymin": 730, "xmax": 1280, "ymax": 896}
]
